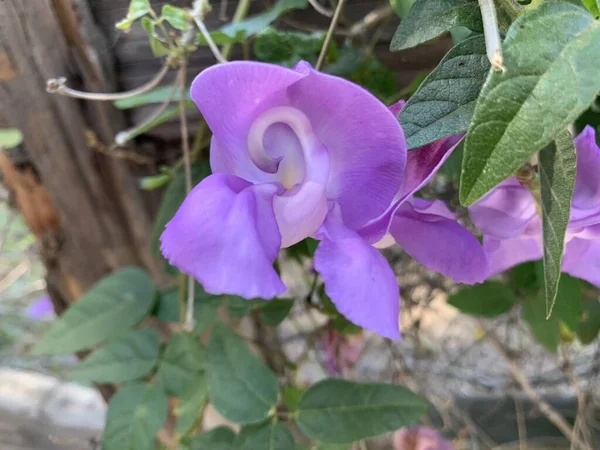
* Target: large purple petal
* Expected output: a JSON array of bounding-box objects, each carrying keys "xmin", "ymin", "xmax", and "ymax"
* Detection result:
[
  {"xmin": 572, "ymin": 126, "xmax": 600, "ymax": 210},
  {"xmin": 357, "ymin": 135, "xmax": 463, "ymax": 244},
  {"xmin": 469, "ymin": 178, "xmax": 540, "ymax": 239},
  {"xmin": 288, "ymin": 61, "xmax": 406, "ymax": 229},
  {"xmin": 191, "ymin": 62, "xmax": 305, "ymax": 182},
  {"xmin": 562, "ymin": 238, "xmax": 600, "ymax": 288},
  {"xmin": 314, "ymin": 215, "xmax": 401, "ymax": 340},
  {"xmin": 160, "ymin": 174, "xmax": 286, "ymax": 298},
  {"xmin": 483, "ymin": 236, "xmax": 542, "ymax": 277},
  {"xmin": 389, "ymin": 198, "xmax": 487, "ymax": 283}
]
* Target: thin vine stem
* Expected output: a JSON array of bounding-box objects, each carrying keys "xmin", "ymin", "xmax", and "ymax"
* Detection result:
[{"xmin": 316, "ymin": 0, "xmax": 347, "ymax": 70}]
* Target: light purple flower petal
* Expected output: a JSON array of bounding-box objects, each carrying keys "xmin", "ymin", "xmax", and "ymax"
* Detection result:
[
  {"xmin": 562, "ymin": 238, "xmax": 600, "ymax": 287},
  {"xmin": 357, "ymin": 134, "xmax": 463, "ymax": 244},
  {"xmin": 469, "ymin": 178, "xmax": 540, "ymax": 239},
  {"xmin": 572, "ymin": 126, "xmax": 600, "ymax": 210},
  {"xmin": 389, "ymin": 198, "xmax": 487, "ymax": 283},
  {"xmin": 160, "ymin": 173, "xmax": 286, "ymax": 298},
  {"xmin": 288, "ymin": 61, "xmax": 406, "ymax": 229},
  {"xmin": 483, "ymin": 236, "xmax": 542, "ymax": 277},
  {"xmin": 394, "ymin": 427, "xmax": 454, "ymax": 450},
  {"xmin": 27, "ymin": 295, "xmax": 55, "ymax": 321},
  {"xmin": 314, "ymin": 215, "xmax": 401, "ymax": 340},
  {"xmin": 191, "ymin": 61, "xmax": 305, "ymax": 182}
]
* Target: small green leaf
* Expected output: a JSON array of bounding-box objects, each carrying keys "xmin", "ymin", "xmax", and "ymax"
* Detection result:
[
  {"xmin": 460, "ymin": 2, "xmax": 600, "ymax": 205},
  {"xmin": 151, "ymin": 161, "xmax": 211, "ymax": 272},
  {"xmin": 259, "ymin": 300, "xmax": 294, "ymax": 326},
  {"xmin": 296, "ymin": 380, "xmax": 428, "ymax": 443},
  {"xmin": 114, "ymin": 86, "xmax": 190, "ymax": 109},
  {"xmin": 581, "ymin": 0, "xmax": 600, "ymax": 17},
  {"xmin": 139, "ymin": 173, "xmax": 172, "ymax": 190},
  {"xmin": 102, "ymin": 383, "xmax": 168, "ymax": 450},
  {"xmin": 448, "ymin": 281, "xmax": 517, "ymax": 317},
  {"xmin": 175, "ymin": 373, "xmax": 209, "ymax": 437},
  {"xmin": 0, "ymin": 128, "xmax": 23, "ymax": 149},
  {"xmin": 116, "ymin": 0, "xmax": 152, "ymax": 31},
  {"xmin": 282, "ymin": 386, "xmax": 305, "ymax": 412},
  {"xmin": 577, "ymin": 298, "xmax": 600, "ymax": 344},
  {"xmin": 116, "ymin": 106, "xmax": 184, "ymax": 145},
  {"xmin": 157, "ymin": 332, "xmax": 205, "ymax": 397},
  {"xmin": 522, "ymin": 293, "xmax": 560, "ymax": 353},
  {"xmin": 539, "ymin": 130, "xmax": 577, "ymax": 316},
  {"xmin": 189, "ymin": 427, "xmax": 236, "ymax": 450},
  {"xmin": 198, "ymin": 0, "xmax": 308, "ymax": 45},
  {"xmin": 161, "ymin": 5, "xmax": 192, "ymax": 31},
  {"xmin": 69, "ymin": 329, "xmax": 160, "ymax": 383},
  {"xmin": 391, "ymin": 0, "xmax": 482, "ymax": 51},
  {"xmin": 254, "ymin": 28, "xmax": 323, "ymax": 67},
  {"xmin": 32, "ymin": 267, "xmax": 154, "ymax": 355},
  {"xmin": 234, "ymin": 422, "xmax": 295, "ymax": 450},
  {"xmin": 207, "ymin": 324, "xmax": 279, "ymax": 424},
  {"xmin": 140, "ymin": 17, "xmax": 169, "ymax": 57},
  {"xmin": 399, "ymin": 35, "xmax": 489, "ymax": 149}
]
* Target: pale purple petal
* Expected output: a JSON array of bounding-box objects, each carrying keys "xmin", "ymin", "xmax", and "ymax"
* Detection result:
[
  {"xmin": 288, "ymin": 61, "xmax": 406, "ymax": 229},
  {"xmin": 389, "ymin": 198, "xmax": 487, "ymax": 283},
  {"xmin": 314, "ymin": 215, "xmax": 401, "ymax": 340},
  {"xmin": 191, "ymin": 62, "xmax": 305, "ymax": 182},
  {"xmin": 394, "ymin": 427, "xmax": 454, "ymax": 450},
  {"xmin": 562, "ymin": 238, "xmax": 600, "ymax": 288},
  {"xmin": 469, "ymin": 178, "xmax": 540, "ymax": 239},
  {"xmin": 483, "ymin": 236, "xmax": 542, "ymax": 277},
  {"xmin": 572, "ymin": 126, "xmax": 600, "ymax": 210},
  {"xmin": 26, "ymin": 295, "xmax": 55, "ymax": 321},
  {"xmin": 357, "ymin": 135, "xmax": 463, "ymax": 244},
  {"xmin": 160, "ymin": 174, "xmax": 286, "ymax": 299},
  {"xmin": 389, "ymin": 100, "xmax": 406, "ymax": 116}
]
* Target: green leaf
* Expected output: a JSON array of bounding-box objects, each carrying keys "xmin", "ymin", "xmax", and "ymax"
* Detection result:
[
  {"xmin": 198, "ymin": 0, "xmax": 308, "ymax": 45},
  {"xmin": 390, "ymin": 0, "xmax": 417, "ymax": 19},
  {"xmin": 116, "ymin": 0, "xmax": 152, "ymax": 31},
  {"xmin": 296, "ymin": 380, "xmax": 428, "ymax": 443},
  {"xmin": 154, "ymin": 287, "xmax": 221, "ymax": 332},
  {"xmin": 32, "ymin": 267, "xmax": 154, "ymax": 355},
  {"xmin": 162, "ymin": 5, "xmax": 192, "ymax": 31},
  {"xmin": 581, "ymin": 0, "xmax": 600, "ymax": 17},
  {"xmin": 539, "ymin": 130, "xmax": 577, "ymax": 316},
  {"xmin": 234, "ymin": 422, "xmax": 295, "ymax": 450},
  {"xmin": 460, "ymin": 2, "xmax": 600, "ymax": 205},
  {"xmin": 207, "ymin": 324, "xmax": 279, "ymax": 424},
  {"xmin": 116, "ymin": 106, "xmax": 185, "ymax": 145},
  {"xmin": 577, "ymin": 298, "xmax": 600, "ymax": 344},
  {"xmin": 259, "ymin": 300, "xmax": 294, "ymax": 326},
  {"xmin": 69, "ymin": 329, "xmax": 160, "ymax": 383},
  {"xmin": 448, "ymin": 281, "xmax": 517, "ymax": 317},
  {"xmin": 398, "ymin": 35, "xmax": 489, "ymax": 149},
  {"xmin": 316, "ymin": 444, "xmax": 350, "ymax": 450},
  {"xmin": 189, "ymin": 427, "xmax": 236, "ymax": 450},
  {"xmin": 282, "ymin": 386, "xmax": 305, "ymax": 412},
  {"xmin": 552, "ymin": 274, "xmax": 582, "ymax": 331},
  {"xmin": 114, "ymin": 86, "xmax": 190, "ymax": 109},
  {"xmin": 140, "ymin": 17, "xmax": 169, "ymax": 57},
  {"xmin": 102, "ymin": 383, "xmax": 168, "ymax": 450},
  {"xmin": 332, "ymin": 316, "xmax": 362, "ymax": 335},
  {"xmin": 254, "ymin": 28, "xmax": 323, "ymax": 67},
  {"xmin": 509, "ymin": 261, "xmax": 541, "ymax": 294},
  {"xmin": 0, "ymin": 128, "xmax": 23, "ymax": 149},
  {"xmin": 139, "ymin": 173, "xmax": 172, "ymax": 190},
  {"xmin": 349, "ymin": 57, "xmax": 397, "ymax": 101},
  {"xmin": 157, "ymin": 332, "xmax": 205, "ymax": 397},
  {"xmin": 175, "ymin": 373, "xmax": 209, "ymax": 437},
  {"xmin": 151, "ymin": 161, "xmax": 211, "ymax": 271},
  {"xmin": 391, "ymin": 0, "xmax": 482, "ymax": 51},
  {"xmin": 522, "ymin": 293, "xmax": 560, "ymax": 353}
]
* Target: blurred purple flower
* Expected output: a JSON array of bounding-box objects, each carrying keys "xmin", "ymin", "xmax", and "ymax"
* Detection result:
[
  {"xmin": 393, "ymin": 427, "xmax": 454, "ymax": 450},
  {"xmin": 469, "ymin": 126, "xmax": 600, "ymax": 285},
  {"xmin": 161, "ymin": 61, "xmax": 485, "ymax": 340},
  {"xmin": 321, "ymin": 327, "xmax": 365, "ymax": 376},
  {"xmin": 26, "ymin": 294, "xmax": 55, "ymax": 321}
]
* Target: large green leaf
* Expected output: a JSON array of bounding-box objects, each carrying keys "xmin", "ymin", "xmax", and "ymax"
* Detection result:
[
  {"xmin": 539, "ymin": 130, "xmax": 577, "ymax": 316},
  {"xmin": 189, "ymin": 427, "xmax": 236, "ymax": 450},
  {"xmin": 234, "ymin": 422, "xmax": 295, "ymax": 450},
  {"xmin": 391, "ymin": 0, "xmax": 482, "ymax": 51},
  {"xmin": 198, "ymin": 0, "xmax": 308, "ymax": 45},
  {"xmin": 32, "ymin": 267, "xmax": 154, "ymax": 355},
  {"xmin": 69, "ymin": 329, "xmax": 160, "ymax": 383},
  {"xmin": 102, "ymin": 383, "xmax": 168, "ymax": 450},
  {"xmin": 448, "ymin": 281, "xmax": 517, "ymax": 317},
  {"xmin": 151, "ymin": 161, "xmax": 211, "ymax": 270},
  {"xmin": 207, "ymin": 324, "xmax": 279, "ymax": 424},
  {"xmin": 460, "ymin": 2, "xmax": 600, "ymax": 205},
  {"xmin": 296, "ymin": 380, "xmax": 428, "ymax": 443},
  {"xmin": 175, "ymin": 373, "xmax": 209, "ymax": 437},
  {"xmin": 157, "ymin": 332, "xmax": 205, "ymax": 397},
  {"xmin": 398, "ymin": 35, "xmax": 489, "ymax": 149},
  {"xmin": 522, "ymin": 292, "xmax": 560, "ymax": 353}
]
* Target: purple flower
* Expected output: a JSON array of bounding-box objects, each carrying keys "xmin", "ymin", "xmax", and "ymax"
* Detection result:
[
  {"xmin": 26, "ymin": 295, "xmax": 55, "ymax": 321},
  {"xmin": 393, "ymin": 427, "xmax": 454, "ymax": 450},
  {"xmin": 469, "ymin": 126, "xmax": 600, "ymax": 285},
  {"xmin": 161, "ymin": 61, "xmax": 485, "ymax": 340}
]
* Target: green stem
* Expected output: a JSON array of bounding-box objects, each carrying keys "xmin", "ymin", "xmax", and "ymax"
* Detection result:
[
  {"xmin": 221, "ymin": 0, "xmax": 252, "ymax": 60},
  {"xmin": 495, "ymin": 0, "xmax": 524, "ymax": 19}
]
